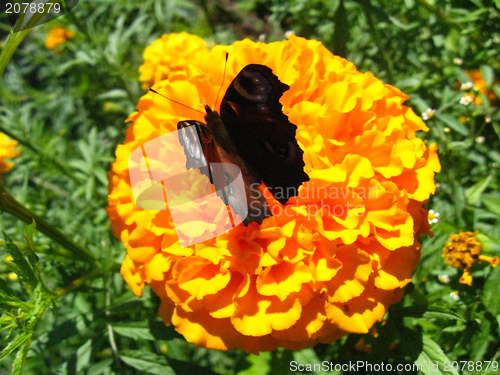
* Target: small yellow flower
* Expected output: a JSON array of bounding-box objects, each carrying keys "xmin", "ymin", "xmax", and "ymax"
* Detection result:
[
  {"xmin": 453, "ymin": 58, "xmax": 463, "ymax": 65},
  {"xmin": 45, "ymin": 27, "xmax": 74, "ymax": 50},
  {"xmin": 138, "ymin": 33, "xmax": 208, "ymax": 90},
  {"xmin": 0, "ymin": 133, "xmax": 20, "ymax": 173},
  {"xmin": 442, "ymin": 231, "xmax": 498, "ymax": 286}
]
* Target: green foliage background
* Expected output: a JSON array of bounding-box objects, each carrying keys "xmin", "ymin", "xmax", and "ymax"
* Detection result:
[{"xmin": 1, "ymin": 0, "xmax": 500, "ymax": 374}]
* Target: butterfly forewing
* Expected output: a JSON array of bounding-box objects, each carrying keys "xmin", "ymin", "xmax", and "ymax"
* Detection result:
[{"xmin": 219, "ymin": 64, "xmax": 309, "ymax": 204}]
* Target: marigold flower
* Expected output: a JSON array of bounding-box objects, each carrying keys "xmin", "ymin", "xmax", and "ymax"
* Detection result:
[
  {"xmin": 45, "ymin": 27, "xmax": 74, "ymax": 50},
  {"xmin": 138, "ymin": 33, "xmax": 208, "ymax": 90},
  {"xmin": 107, "ymin": 36, "xmax": 440, "ymax": 353},
  {"xmin": 0, "ymin": 133, "xmax": 20, "ymax": 173},
  {"xmin": 442, "ymin": 231, "xmax": 498, "ymax": 286}
]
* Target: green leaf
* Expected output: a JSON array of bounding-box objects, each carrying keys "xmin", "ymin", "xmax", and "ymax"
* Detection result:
[
  {"xmin": 293, "ymin": 347, "xmax": 321, "ymax": 367},
  {"xmin": 237, "ymin": 353, "xmax": 272, "ymax": 375},
  {"xmin": 415, "ymin": 336, "xmax": 460, "ymax": 375},
  {"xmin": 480, "ymin": 65, "xmax": 495, "ymax": 86},
  {"xmin": 492, "ymin": 83, "xmax": 500, "ymax": 98},
  {"xmin": 435, "ymin": 114, "xmax": 469, "ymax": 136},
  {"xmin": 422, "ymin": 307, "xmax": 465, "ymax": 322},
  {"xmin": 447, "ymin": 141, "xmax": 469, "ymax": 150},
  {"xmin": 0, "ymin": 276, "xmax": 21, "ymax": 303},
  {"xmin": 292, "ymin": 348, "xmax": 333, "ymax": 374},
  {"xmin": 465, "ymin": 175, "xmax": 492, "ymax": 205},
  {"xmin": 0, "ymin": 332, "xmax": 30, "ymax": 360},
  {"xmin": 120, "ymin": 350, "xmax": 220, "ymax": 375},
  {"xmin": 482, "ymin": 195, "xmax": 500, "ymax": 216},
  {"xmin": 119, "ymin": 351, "xmax": 175, "ymax": 375},
  {"xmin": 332, "ymin": 0, "xmax": 348, "ymax": 58},
  {"xmin": 23, "ymin": 222, "xmax": 39, "ymax": 273},
  {"xmin": 0, "ymin": 29, "xmax": 31, "ymax": 78},
  {"xmin": 271, "ymin": 349, "xmax": 294, "ymax": 375},
  {"xmin": 112, "ymin": 324, "xmax": 156, "ymax": 341},
  {"xmin": 482, "ymin": 266, "xmax": 500, "ymax": 315},
  {"xmin": 469, "ymin": 315, "xmax": 492, "ymax": 362},
  {"xmin": 455, "ymin": 67, "xmax": 472, "ymax": 84},
  {"xmin": 11, "ymin": 336, "xmax": 32, "ymax": 375},
  {"xmin": 112, "ymin": 319, "xmax": 179, "ymax": 341},
  {"xmin": 76, "ymin": 339, "xmax": 93, "ymax": 373},
  {"xmin": 87, "ymin": 358, "xmax": 114, "ymax": 375},
  {"xmin": 3, "ymin": 232, "xmax": 38, "ymax": 288}
]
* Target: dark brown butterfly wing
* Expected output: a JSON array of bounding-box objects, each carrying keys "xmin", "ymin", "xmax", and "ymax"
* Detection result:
[{"xmin": 217, "ymin": 64, "xmax": 309, "ymax": 204}]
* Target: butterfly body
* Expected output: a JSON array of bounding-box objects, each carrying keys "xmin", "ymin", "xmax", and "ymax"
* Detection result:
[{"xmin": 177, "ymin": 64, "xmax": 309, "ymax": 224}]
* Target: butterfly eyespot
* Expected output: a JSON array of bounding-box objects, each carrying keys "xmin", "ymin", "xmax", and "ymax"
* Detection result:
[{"xmin": 235, "ymin": 71, "xmax": 272, "ymax": 102}]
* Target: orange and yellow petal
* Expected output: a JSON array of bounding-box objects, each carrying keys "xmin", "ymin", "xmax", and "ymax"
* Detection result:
[
  {"xmin": 0, "ymin": 133, "xmax": 20, "ymax": 173},
  {"xmin": 139, "ymin": 33, "xmax": 208, "ymax": 90}
]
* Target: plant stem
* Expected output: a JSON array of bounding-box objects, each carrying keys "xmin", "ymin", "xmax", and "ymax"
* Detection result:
[
  {"xmin": 55, "ymin": 268, "xmax": 101, "ymax": 298},
  {"xmin": 415, "ymin": 0, "xmax": 464, "ymax": 30},
  {"xmin": 0, "ymin": 125, "xmax": 81, "ymax": 183},
  {"xmin": 362, "ymin": 5, "xmax": 394, "ymax": 83},
  {"xmin": 0, "ymin": 184, "xmax": 97, "ymax": 265}
]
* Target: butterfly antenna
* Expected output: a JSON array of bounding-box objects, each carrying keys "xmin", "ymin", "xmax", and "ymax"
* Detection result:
[
  {"xmin": 214, "ymin": 52, "xmax": 229, "ymax": 110},
  {"xmin": 148, "ymin": 88, "xmax": 205, "ymax": 115}
]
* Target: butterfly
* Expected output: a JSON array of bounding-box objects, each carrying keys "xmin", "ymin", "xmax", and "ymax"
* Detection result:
[{"xmin": 155, "ymin": 64, "xmax": 309, "ymax": 224}]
